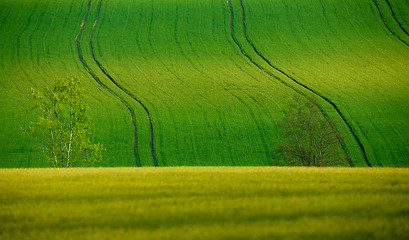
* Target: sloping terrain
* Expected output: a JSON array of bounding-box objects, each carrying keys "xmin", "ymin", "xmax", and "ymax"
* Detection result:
[
  {"xmin": 0, "ymin": 0, "xmax": 136, "ymax": 167},
  {"xmin": 0, "ymin": 0, "xmax": 408, "ymax": 167},
  {"xmin": 1, "ymin": 167, "xmax": 409, "ymax": 239},
  {"xmin": 239, "ymin": 0, "xmax": 409, "ymax": 165}
]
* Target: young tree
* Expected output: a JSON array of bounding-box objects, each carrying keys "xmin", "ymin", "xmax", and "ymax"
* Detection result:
[
  {"xmin": 274, "ymin": 95, "xmax": 346, "ymax": 166},
  {"xmin": 23, "ymin": 76, "xmax": 104, "ymax": 167}
]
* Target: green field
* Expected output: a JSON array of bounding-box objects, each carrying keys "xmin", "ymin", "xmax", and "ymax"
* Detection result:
[
  {"xmin": 1, "ymin": 0, "xmax": 409, "ymax": 167},
  {"xmin": 1, "ymin": 167, "xmax": 409, "ymax": 239}
]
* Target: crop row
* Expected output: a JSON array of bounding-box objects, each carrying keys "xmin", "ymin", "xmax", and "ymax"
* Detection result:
[
  {"xmin": 1, "ymin": 0, "xmax": 408, "ymax": 166},
  {"xmin": 0, "ymin": 0, "xmax": 136, "ymax": 167},
  {"xmin": 91, "ymin": 0, "xmax": 301, "ymax": 166},
  {"xmin": 240, "ymin": 0, "xmax": 409, "ymax": 166}
]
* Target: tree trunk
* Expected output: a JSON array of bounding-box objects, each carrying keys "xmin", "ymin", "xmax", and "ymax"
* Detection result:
[
  {"xmin": 66, "ymin": 98, "xmax": 73, "ymax": 167},
  {"xmin": 48, "ymin": 126, "xmax": 58, "ymax": 167},
  {"xmin": 47, "ymin": 108, "xmax": 58, "ymax": 167},
  {"xmin": 54, "ymin": 105, "xmax": 66, "ymax": 167}
]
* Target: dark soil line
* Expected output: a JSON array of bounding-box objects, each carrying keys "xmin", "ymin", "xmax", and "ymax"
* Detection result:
[
  {"xmin": 227, "ymin": 0, "xmax": 306, "ymax": 96},
  {"xmin": 227, "ymin": 1, "xmax": 283, "ymax": 83},
  {"xmin": 384, "ymin": 0, "xmax": 409, "ymax": 37},
  {"xmin": 227, "ymin": 0, "xmax": 352, "ymax": 166},
  {"xmin": 230, "ymin": 0, "xmax": 364, "ymax": 166},
  {"xmin": 75, "ymin": 0, "xmax": 140, "ymax": 167},
  {"xmin": 239, "ymin": 0, "xmax": 366, "ymax": 166},
  {"xmin": 90, "ymin": 0, "xmax": 157, "ymax": 167},
  {"xmin": 372, "ymin": 0, "xmax": 409, "ymax": 47},
  {"xmin": 0, "ymin": 1, "xmax": 16, "ymax": 28},
  {"xmin": 228, "ymin": 0, "xmax": 352, "ymax": 166},
  {"xmin": 223, "ymin": 0, "xmax": 273, "ymax": 162}
]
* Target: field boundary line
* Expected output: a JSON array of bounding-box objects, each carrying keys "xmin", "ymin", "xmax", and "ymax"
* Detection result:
[
  {"xmin": 89, "ymin": 0, "xmax": 157, "ymax": 167},
  {"xmin": 75, "ymin": 0, "xmax": 141, "ymax": 167}
]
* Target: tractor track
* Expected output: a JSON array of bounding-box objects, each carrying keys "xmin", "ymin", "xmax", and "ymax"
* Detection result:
[
  {"xmin": 90, "ymin": 0, "xmax": 157, "ymax": 166},
  {"xmin": 227, "ymin": 0, "xmax": 356, "ymax": 165},
  {"xmin": 238, "ymin": 0, "xmax": 370, "ymax": 166},
  {"xmin": 384, "ymin": 0, "xmax": 409, "ymax": 37},
  {"xmin": 228, "ymin": 0, "xmax": 371, "ymax": 166},
  {"xmin": 372, "ymin": 0, "xmax": 409, "ymax": 47},
  {"xmin": 75, "ymin": 0, "xmax": 140, "ymax": 167},
  {"xmin": 0, "ymin": 1, "xmax": 16, "ymax": 28}
]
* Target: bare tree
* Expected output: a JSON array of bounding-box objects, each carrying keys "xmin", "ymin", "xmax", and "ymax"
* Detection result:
[
  {"xmin": 274, "ymin": 96, "xmax": 346, "ymax": 166},
  {"xmin": 23, "ymin": 76, "xmax": 104, "ymax": 167}
]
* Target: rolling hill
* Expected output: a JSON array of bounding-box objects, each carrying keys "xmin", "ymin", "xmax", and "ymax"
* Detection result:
[{"xmin": 1, "ymin": 0, "xmax": 408, "ymax": 167}]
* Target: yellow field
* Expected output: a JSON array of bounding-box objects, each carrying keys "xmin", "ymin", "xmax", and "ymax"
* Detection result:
[{"xmin": 1, "ymin": 167, "xmax": 409, "ymax": 239}]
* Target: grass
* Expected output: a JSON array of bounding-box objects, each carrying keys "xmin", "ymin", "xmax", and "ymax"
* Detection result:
[
  {"xmin": 91, "ymin": 0, "xmax": 296, "ymax": 166},
  {"xmin": 1, "ymin": 167, "xmax": 409, "ymax": 239},
  {"xmin": 1, "ymin": 0, "xmax": 409, "ymax": 167},
  {"xmin": 0, "ymin": 0, "xmax": 135, "ymax": 167},
  {"xmin": 240, "ymin": 0, "xmax": 409, "ymax": 165}
]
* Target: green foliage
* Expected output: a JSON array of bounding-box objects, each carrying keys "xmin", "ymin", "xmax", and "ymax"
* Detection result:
[
  {"xmin": 1, "ymin": 167, "xmax": 409, "ymax": 239},
  {"xmin": 275, "ymin": 96, "xmax": 346, "ymax": 166},
  {"xmin": 23, "ymin": 76, "xmax": 104, "ymax": 167}
]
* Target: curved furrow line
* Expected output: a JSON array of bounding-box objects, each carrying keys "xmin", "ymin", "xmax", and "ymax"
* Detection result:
[
  {"xmin": 90, "ymin": 0, "xmax": 157, "ymax": 166},
  {"xmin": 240, "ymin": 0, "xmax": 362, "ymax": 167},
  {"xmin": 0, "ymin": 1, "xmax": 16, "ymax": 28},
  {"xmin": 172, "ymin": 4, "xmax": 206, "ymax": 88},
  {"xmin": 227, "ymin": 0, "xmax": 283, "ymax": 85},
  {"xmin": 14, "ymin": 1, "xmax": 44, "ymax": 94},
  {"xmin": 230, "ymin": 93, "xmax": 271, "ymax": 161},
  {"xmin": 144, "ymin": 0, "xmax": 205, "ymax": 163},
  {"xmin": 74, "ymin": 0, "xmax": 92, "ymax": 43},
  {"xmin": 372, "ymin": 0, "xmax": 409, "ymax": 47},
  {"xmin": 238, "ymin": 0, "xmax": 367, "ymax": 166},
  {"xmin": 173, "ymin": 4, "xmax": 204, "ymax": 162},
  {"xmin": 384, "ymin": 0, "xmax": 409, "ymax": 37},
  {"xmin": 39, "ymin": 2, "xmax": 62, "ymax": 80},
  {"xmin": 176, "ymin": 1, "xmax": 271, "ymax": 164},
  {"xmin": 227, "ymin": 1, "xmax": 308, "ymax": 97},
  {"xmin": 214, "ymin": 52, "xmax": 282, "ymax": 150},
  {"xmin": 75, "ymin": 0, "xmax": 140, "ymax": 167},
  {"xmin": 15, "ymin": 1, "xmax": 38, "ymax": 65},
  {"xmin": 227, "ymin": 0, "xmax": 357, "ymax": 166},
  {"xmin": 131, "ymin": 10, "xmax": 200, "ymax": 164}
]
